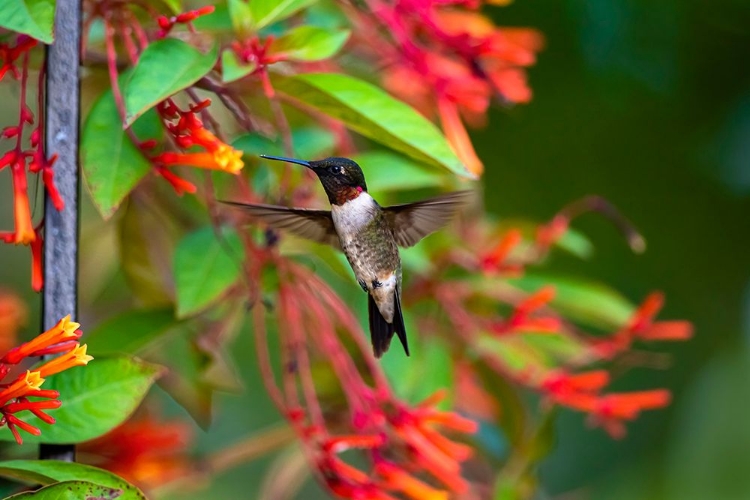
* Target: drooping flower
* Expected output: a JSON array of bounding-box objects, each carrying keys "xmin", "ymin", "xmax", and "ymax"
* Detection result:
[{"xmin": 151, "ymin": 99, "xmax": 244, "ymax": 194}]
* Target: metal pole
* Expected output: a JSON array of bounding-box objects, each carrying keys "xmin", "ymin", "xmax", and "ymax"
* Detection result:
[{"xmin": 41, "ymin": 0, "xmax": 81, "ymax": 462}]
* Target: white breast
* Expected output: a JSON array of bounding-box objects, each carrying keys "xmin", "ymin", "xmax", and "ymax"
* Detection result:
[{"xmin": 330, "ymin": 193, "xmax": 378, "ymax": 239}]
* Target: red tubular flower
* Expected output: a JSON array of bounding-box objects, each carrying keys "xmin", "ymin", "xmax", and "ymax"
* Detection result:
[
  {"xmin": 389, "ymin": 394, "xmax": 478, "ymax": 494},
  {"xmin": 480, "ymin": 228, "xmax": 523, "ymax": 273},
  {"xmin": 8, "ymin": 159, "xmax": 35, "ymax": 245},
  {"xmin": 156, "ymin": 5, "xmax": 215, "ymax": 38},
  {"xmin": 0, "ymin": 370, "xmax": 55, "ymax": 444},
  {"xmin": 376, "ymin": 462, "xmax": 449, "ymax": 500},
  {"xmin": 0, "ymin": 291, "xmax": 27, "ymax": 356},
  {"xmin": 1, "ymin": 315, "xmax": 81, "ymax": 365},
  {"xmin": 595, "ymin": 292, "xmax": 693, "ymax": 358},
  {"xmin": 587, "ymin": 390, "xmax": 672, "ymax": 439},
  {"xmin": 541, "ymin": 370, "xmax": 610, "ymax": 400},
  {"xmin": 80, "ymin": 414, "xmax": 193, "ymax": 490},
  {"xmin": 0, "ymin": 36, "xmax": 38, "ymax": 81},
  {"xmin": 30, "ymin": 229, "xmax": 43, "ymax": 292},
  {"xmin": 152, "ymin": 99, "xmax": 244, "ymax": 194},
  {"xmin": 35, "ymin": 344, "xmax": 93, "ymax": 377}
]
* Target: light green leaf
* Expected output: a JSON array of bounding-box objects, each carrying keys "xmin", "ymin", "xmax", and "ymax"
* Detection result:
[
  {"xmin": 0, "ymin": 0, "xmax": 55, "ymax": 44},
  {"xmin": 85, "ymin": 308, "xmax": 178, "ymax": 355},
  {"xmin": 227, "ymin": 0, "xmax": 253, "ymax": 36},
  {"xmin": 221, "ymin": 48, "xmax": 257, "ymax": 83},
  {"xmin": 249, "ymin": 0, "xmax": 318, "ymax": 30},
  {"xmin": 81, "ymin": 88, "xmax": 162, "ymax": 220},
  {"xmin": 351, "ymin": 151, "xmax": 445, "ymax": 192},
  {"xmin": 273, "ymin": 73, "xmax": 470, "ymax": 176},
  {"xmin": 0, "ymin": 460, "xmax": 146, "ymax": 500},
  {"xmin": 160, "ymin": 0, "xmax": 182, "ymax": 14},
  {"xmin": 0, "ymin": 357, "xmax": 163, "ymax": 444},
  {"xmin": 554, "ymin": 228, "xmax": 594, "ymax": 259},
  {"xmin": 123, "ymin": 39, "xmax": 218, "ymax": 126},
  {"xmin": 174, "ymin": 226, "xmax": 243, "ymax": 318},
  {"xmin": 269, "ymin": 26, "xmax": 349, "ymax": 61},
  {"xmin": 6, "ymin": 480, "xmax": 121, "ymax": 500}
]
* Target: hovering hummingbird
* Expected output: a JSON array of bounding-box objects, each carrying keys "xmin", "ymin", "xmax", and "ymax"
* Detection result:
[{"xmin": 223, "ymin": 155, "xmax": 471, "ymax": 358}]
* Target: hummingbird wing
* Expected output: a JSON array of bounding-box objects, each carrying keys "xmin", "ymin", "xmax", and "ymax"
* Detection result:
[
  {"xmin": 221, "ymin": 201, "xmax": 341, "ymax": 250},
  {"xmin": 383, "ymin": 190, "xmax": 472, "ymax": 248}
]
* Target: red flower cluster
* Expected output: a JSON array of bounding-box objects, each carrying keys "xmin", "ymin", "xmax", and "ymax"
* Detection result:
[
  {"xmin": 404, "ymin": 202, "xmax": 691, "ymax": 439},
  {"xmin": 240, "ymin": 256, "xmax": 478, "ymax": 499},
  {"xmin": 592, "ymin": 292, "xmax": 693, "ymax": 359},
  {"xmin": 0, "ymin": 35, "xmax": 63, "ymax": 291},
  {"xmin": 351, "ymin": 0, "xmax": 543, "ymax": 175},
  {"xmin": 151, "ymin": 99, "xmax": 244, "ymax": 195},
  {"xmin": 0, "ymin": 316, "xmax": 92, "ymax": 444},
  {"xmin": 540, "ymin": 370, "xmax": 671, "ymax": 438}
]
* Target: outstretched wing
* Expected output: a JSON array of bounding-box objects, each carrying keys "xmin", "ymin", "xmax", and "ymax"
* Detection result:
[
  {"xmin": 384, "ymin": 190, "xmax": 472, "ymax": 248},
  {"xmin": 221, "ymin": 201, "xmax": 341, "ymax": 250}
]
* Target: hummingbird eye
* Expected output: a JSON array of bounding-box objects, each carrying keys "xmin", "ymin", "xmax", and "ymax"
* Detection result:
[{"xmin": 330, "ymin": 165, "xmax": 343, "ymax": 175}]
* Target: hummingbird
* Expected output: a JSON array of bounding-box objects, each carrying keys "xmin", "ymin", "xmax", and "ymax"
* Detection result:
[{"xmin": 223, "ymin": 155, "xmax": 471, "ymax": 358}]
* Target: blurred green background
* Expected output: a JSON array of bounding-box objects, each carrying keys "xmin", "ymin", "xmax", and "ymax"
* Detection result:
[
  {"xmin": 2, "ymin": 0, "xmax": 750, "ymax": 498},
  {"xmin": 479, "ymin": 0, "xmax": 750, "ymax": 498}
]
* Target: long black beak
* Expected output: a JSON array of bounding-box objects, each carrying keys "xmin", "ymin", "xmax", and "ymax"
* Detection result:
[{"xmin": 259, "ymin": 154, "xmax": 312, "ymax": 169}]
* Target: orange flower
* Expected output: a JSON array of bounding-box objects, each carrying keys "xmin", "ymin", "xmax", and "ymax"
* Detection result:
[
  {"xmin": 36, "ymin": 344, "xmax": 93, "ymax": 377},
  {"xmin": 542, "ymin": 370, "xmax": 610, "ymax": 396},
  {"xmin": 437, "ymin": 96, "xmax": 484, "ymax": 176},
  {"xmin": 480, "ymin": 228, "xmax": 523, "ymax": 273},
  {"xmin": 153, "ymin": 145, "xmax": 243, "ymax": 174},
  {"xmin": 376, "ymin": 462, "xmax": 449, "ymax": 500},
  {"xmin": 1, "ymin": 315, "xmax": 81, "ymax": 364},
  {"xmin": 0, "ymin": 370, "xmax": 44, "ymax": 406},
  {"xmin": 0, "ymin": 290, "xmax": 27, "ymax": 355},
  {"xmin": 80, "ymin": 414, "xmax": 194, "ymax": 490},
  {"xmin": 10, "ymin": 161, "xmax": 35, "ymax": 245}
]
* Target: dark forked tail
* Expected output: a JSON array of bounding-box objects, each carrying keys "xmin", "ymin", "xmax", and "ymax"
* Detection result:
[{"xmin": 368, "ymin": 289, "xmax": 410, "ymax": 358}]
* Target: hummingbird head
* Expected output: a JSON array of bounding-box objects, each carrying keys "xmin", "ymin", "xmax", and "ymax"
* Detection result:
[{"xmin": 260, "ymin": 155, "xmax": 368, "ymax": 205}]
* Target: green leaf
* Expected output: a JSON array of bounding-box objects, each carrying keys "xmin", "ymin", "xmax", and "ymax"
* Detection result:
[
  {"xmin": 81, "ymin": 88, "xmax": 162, "ymax": 220},
  {"xmin": 123, "ymin": 39, "xmax": 218, "ymax": 126},
  {"xmin": 159, "ymin": 0, "xmax": 182, "ymax": 14},
  {"xmin": 232, "ymin": 126, "xmax": 336, "ymax": 160},
  {"xmin": 118, "ymin": 196, "xmax": 181, "ymax": 307},
  {"xmin": 474, "ymin": 360, "xmax": 527, "ymax": 449},
  {"xmin": 85, "ymin": 308, "xmax": 178, "ymax": 355},
  {"xmin": 508, "ymin": 273, "xmax": 636, "ymax": 330},
  {"xmin": 6, "ymin": 480, "xmax": 122, "ymax": 500},
  {"xmin": 227, "ymin": 0, "xmax": 253, "ymax": 36},
  {"xmin": 0, "ymin": 357, "xmax": 163, "ymax": 444},
  {"xmin": 221, "ymin": 48, "xmax": 257, "ymax": 83},
  {"xmin": 174, "ymin": 226, "xmax": 243, "ymax": 318},
  {"xmin": 143, "ymin": 325, "xmax": 214, "ymax": 428},
  {"xmin": 273, "ymin": 73, "xmax": 470, "ymax": 176},
  {"xmin": 249, "ymin": 0, "xmax": 318, "ymax": 30},
  {"xmin": 350, "ymin": 151, "xmax": 446, "ymax": 193},
  {"xmin": 269, "ymin": 26, "xmax": 349, "ymax": 62},
  {"xmin": 381, "ymin": 336, "xmax": 454, "ymax": 409},
  {"xmin": 193, "ymin": 4, "xmax": 232, "ymax": 31},
  {"xmin": 0, "ymin": 0, "xmax": 55, "ymax": 44},
  {"xmin": 554, "ymin": 228, "xmax": 594, "ymax": 259},
  {"xmin": 0, "ymin": 460, "xmax": 146, "ymax": 500}
]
